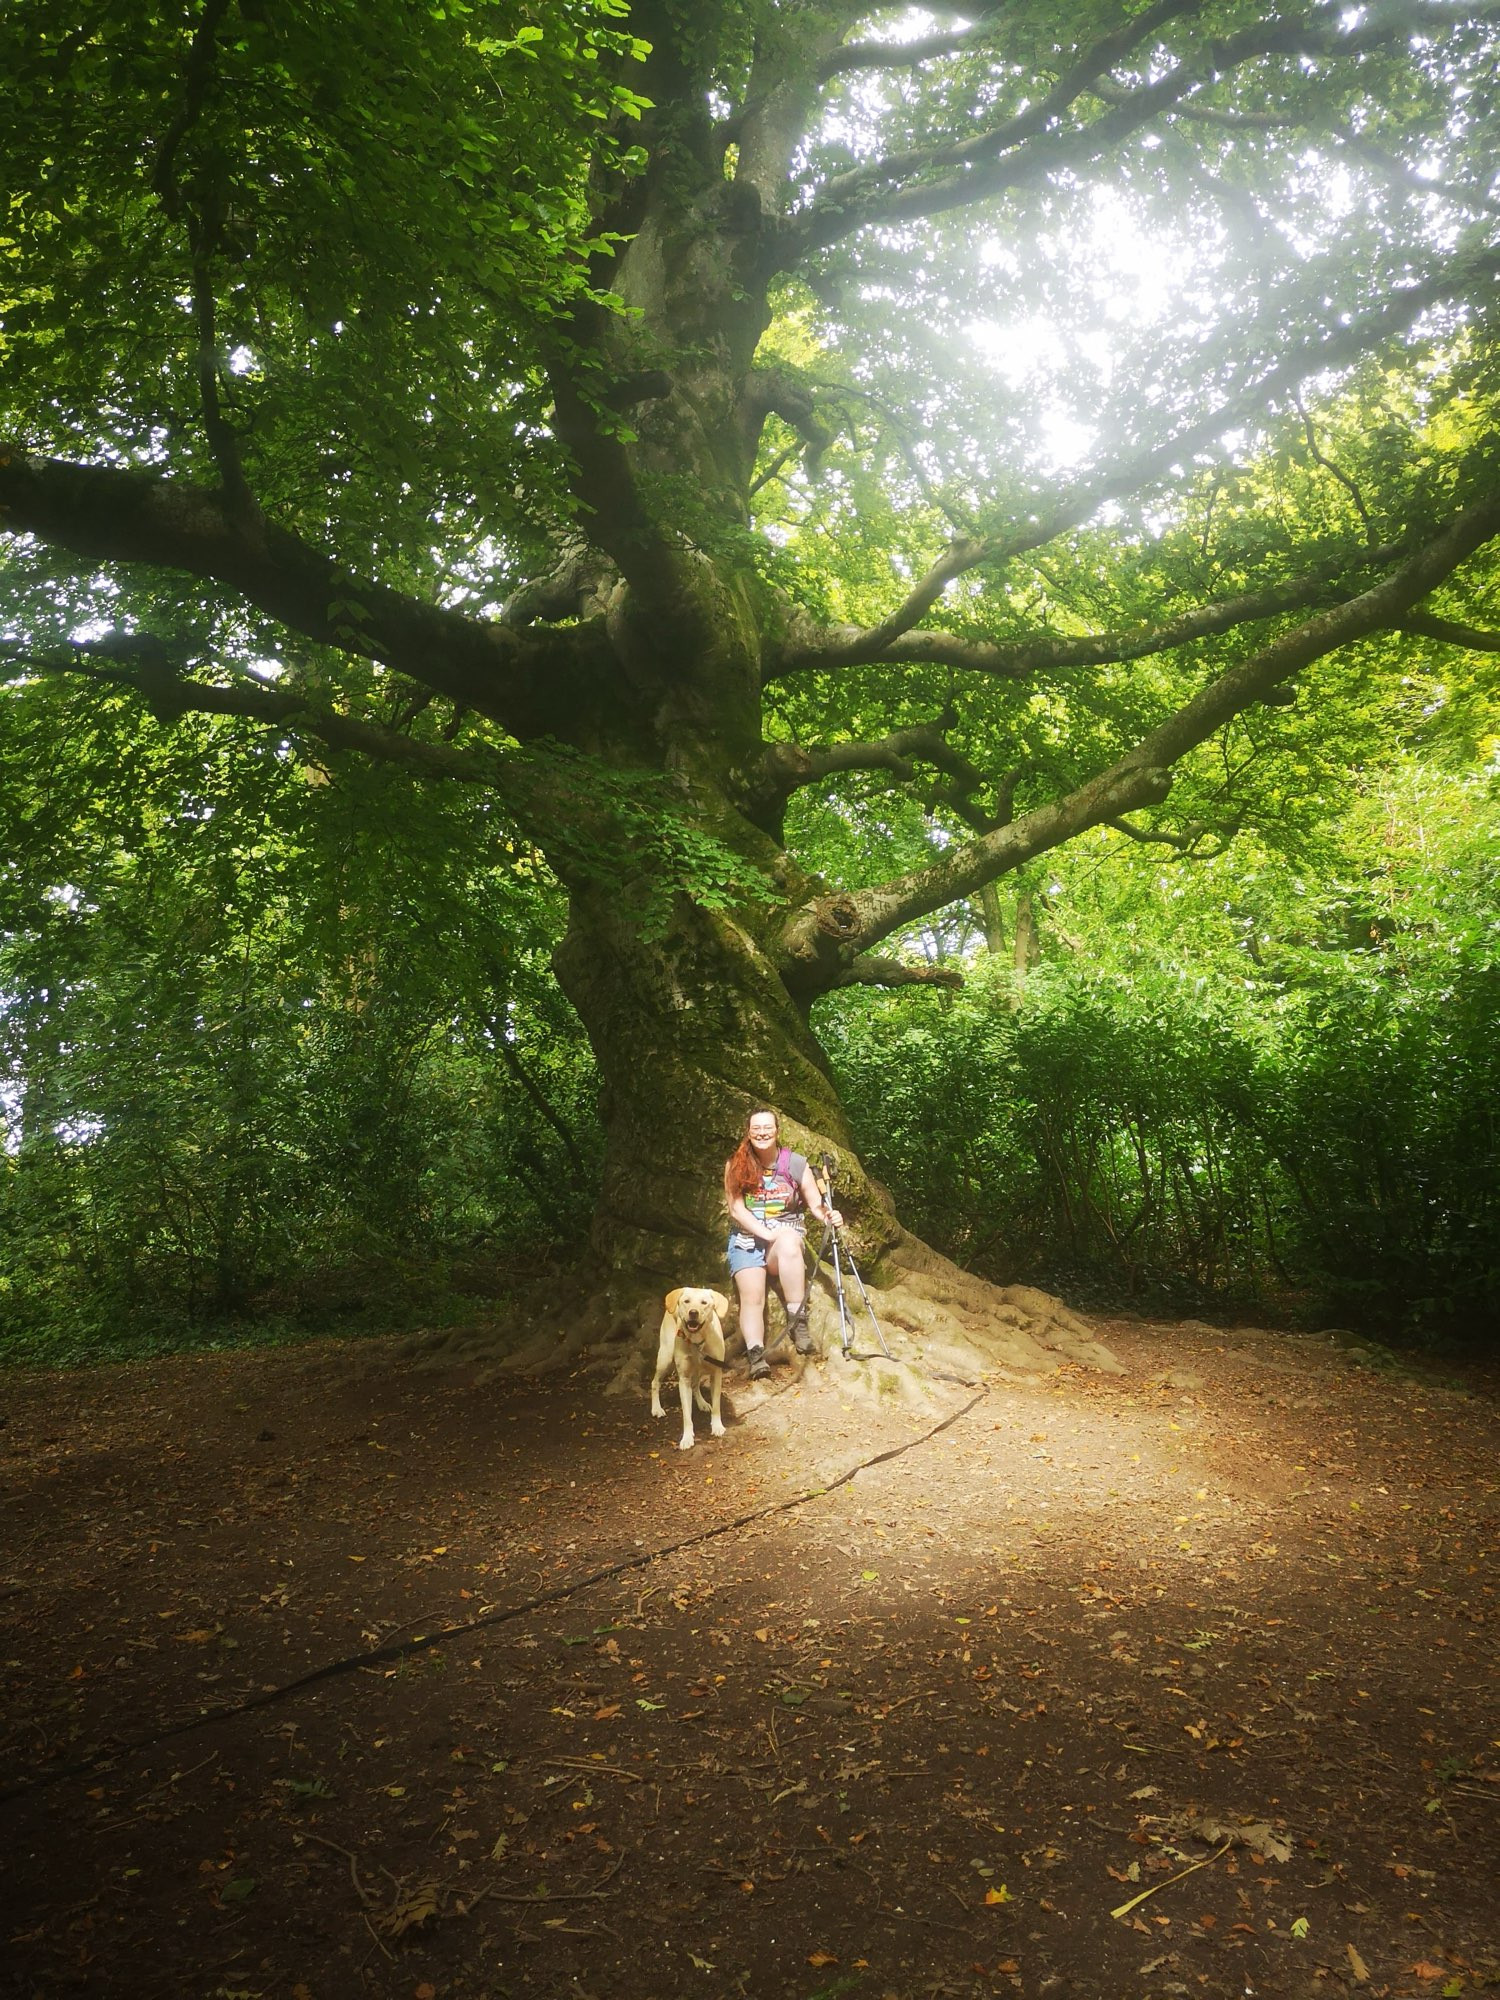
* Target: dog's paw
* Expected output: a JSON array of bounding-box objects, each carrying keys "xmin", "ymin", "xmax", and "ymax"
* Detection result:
[
  {"xmin": 677, "ymin": 1433, "xmax": 695, "ymax": 1452},
  {"xmin": 710, "ymin": 1416, "xmax": 726, "ymax": 1438},
  {"xmin": 649, "ymin": 1396, "xmax": 665, "ymax": 1419},
  {"xmin": 693, "ymin": 1387, "xmax": 712, "ymax": 1412}
]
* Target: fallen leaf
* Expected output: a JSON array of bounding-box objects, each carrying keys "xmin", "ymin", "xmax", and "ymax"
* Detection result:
[
  {"xmin": 1188, "ymin": 1815, "xmax": 1292, "ymax": 1863},
  {"xmin": 1410, "ymin": 1964, "xmax": 1448, "ymax": 1983},
  {"xmin": 1346, "ymin": 1943, "xmax": 1370, "ymax": 1984},
  {"xmin": 415, "ymin": 1985, "xmax": 436, "ymax": 2000},
  {"xmin": 808, "ymin": 1951, "xmax": 838, "ymax": 1966},
  {"xmin": 985, "ymin": 1885, "xmax": 1011, "ymax": 1905},
  {"xmin": 378, "ymin": 1880, "xmax": 440, "ymax": 1937}
]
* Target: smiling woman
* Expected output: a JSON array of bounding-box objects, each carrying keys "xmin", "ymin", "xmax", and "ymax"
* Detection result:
[
  {"xmin": 722, "ymin": 1108, "xmax": 843, "ymax": 1375},
  {"xmin": 2, "ymin": 0, "xmax": 1500, "ymax": 1356}
]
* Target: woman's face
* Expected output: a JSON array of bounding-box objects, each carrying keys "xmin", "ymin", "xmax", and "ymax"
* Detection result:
[{"xmin": 747, "ymin": 1113, "xmax": 779, "ymax": 1153}]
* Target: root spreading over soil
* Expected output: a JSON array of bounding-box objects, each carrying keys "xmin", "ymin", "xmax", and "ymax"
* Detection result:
[
  {"xmin": 421, "ymin": 1252, "xmax": 1125, "ymax": 1412},
  {"xmin": 1, "ymin": 1313, "xmax": 1495, "ymax": 2000}
]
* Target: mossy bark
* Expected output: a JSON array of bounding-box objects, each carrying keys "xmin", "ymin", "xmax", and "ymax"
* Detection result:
[{"xmin": 552, "ymin": 872, "xmax": 896, "ymax": 1299}]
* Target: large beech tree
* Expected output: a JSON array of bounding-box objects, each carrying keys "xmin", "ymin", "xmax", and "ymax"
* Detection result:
[{"xmin": 4, "ymin": 0, "xmax": 1500, "ymax": 1327}]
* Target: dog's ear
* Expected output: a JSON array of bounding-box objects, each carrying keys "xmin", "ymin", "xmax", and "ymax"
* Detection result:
[
  {"xmin": 709, "ymin": 1290, "xmax": 729, "ymax": 1317},
  {"xmin": 664, "ymin": 1288, "xmax": 683, "ymax": 1315}
]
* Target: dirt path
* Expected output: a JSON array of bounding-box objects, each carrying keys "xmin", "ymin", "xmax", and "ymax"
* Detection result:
[{"xmin": 1, "ymin": 1317, "xmax": 1495, "ymax": 2000}]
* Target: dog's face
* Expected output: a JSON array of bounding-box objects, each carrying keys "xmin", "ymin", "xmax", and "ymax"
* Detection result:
[{"xmin": 664, "ymin": 1286, "xmax": 729, "ymax": 1335}]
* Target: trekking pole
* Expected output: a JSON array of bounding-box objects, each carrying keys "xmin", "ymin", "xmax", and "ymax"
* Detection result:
[
  {"xmin": 836, "ymin": 1229, "xmax": 892, "ymax": 1360},
  {"xmin": 814, "ymin": 1153, "xmax": 892, "ymax": 1362},
  {"xmin": 812, "ymin": 1156, "xmax": 853, "ymax": 1354},
  {"xmin": 828, "ymin": 1213, "xmax": 854, "ymax": 1356}
]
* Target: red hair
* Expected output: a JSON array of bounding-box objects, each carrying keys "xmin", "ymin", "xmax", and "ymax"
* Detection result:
[{"xmin": 725, "ymin": 1109, "xmax": 779, "ymax": 1198}]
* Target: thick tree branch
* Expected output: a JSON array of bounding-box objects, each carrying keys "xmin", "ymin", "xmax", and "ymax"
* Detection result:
[
  {"xmin": 1107, "ymin": 814, "xmax": 1240, "ymax": 859},
  {"xmin": 757, "ymin": 723, "xmax": 980, "ymax": 807},
  {"xmin": 794, "ymin": 0, "xmax": 1204, "ymax": 253},
  {"xmin": 812, "ymin": 1, "xmax": 1197, "ymax": 201},
  {"xmin": 768, "ymin": 540, "xmax": 1405, "ymax": 681},
  {"xmin": 790, "ymin": 0, "xmax": 1475, "ymax": 256},
  {"xmin": 189, "ymin": 234, "xmax": 260, "ymax": 534},
  {"xmin": 148, "ymin": 0, "xmax": 260, "ymax": 533},
  {"xmin": 778, "ymin": 484, "xmax": 1500, "ymax": 994},
  {"xmin": 1338, "ymin": 131, "xmax": 1500, "ymax": 220},
  {"xmin": 11, "ymin": 639, "xmax": 501, "ymax": 786},
  {"xmin": 500, "ymin": 538, "xmax": 617, "ymax": 628},
  {"xmin": 817, "ymin": 18, "xmax": 1004, "ymax": 82},
  {"xmin": 1123, "ymin": 486, "xmax": 1500, "ymax": 772},
  {"xmin": 785, "ymin": 1, "xmax": 1500, "ymax": 273},
  {"xmin": 794, "ymin": 248, "xmax": 1500, "ymax": 662},
  {"xmin": 1292, "ymin": 390, "xmax": 1374, "ymax": 540},
  {"xmin": 738, "ymin": 365, "xmax": 836, "ymax": 476},
  {"xmin": 1396, "ymin": 612, "xmax": 1500, "ymax": 651},
  {"xmin": 546, "ymin": 355, "xmax": 691, "ymax": 610},
  {"xmin": 833, "ymin": 955, "xmax": 965, "ymax": 991},
  {"xmin": 149, "ymin": 0, "xmax": 231, "ymax": 217},
  {"xmin": 0, "ymin": 446, "xmax": 605, "ymax": 740}
]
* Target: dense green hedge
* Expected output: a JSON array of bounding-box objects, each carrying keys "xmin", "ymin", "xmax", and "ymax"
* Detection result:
[
  {"xmin": 821, "ymin": 953, "xmax": 1500, "ymax": 1345},
  {"xmin": 6, "ymin": 942, "xmax": 1497, "ymax": 1358}
]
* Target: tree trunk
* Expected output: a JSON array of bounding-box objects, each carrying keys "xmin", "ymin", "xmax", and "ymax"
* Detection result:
[
  {"xmin": 978, "ymin": 881, "xmax": 1007, "ymax": 957},
  {"xmin": 552, "ymin": 876, "xmax": 875, "ymax": 1294},
  {"xmin": 474, "ymin": 828, "xmax": 1127, "ymax": 1388},
  {"xmin": 1013, "ymin": 889, "xmax": 1039, "ymax": 983}
]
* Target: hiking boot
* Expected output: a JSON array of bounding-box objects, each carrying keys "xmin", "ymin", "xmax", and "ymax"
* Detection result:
[
  {"xmin": 747, "ymin": 1346, "xmax": 771, "ymax": 1381},
  {"xmin": 787, "ymin": 1304, "xmax": 813, "ymax": 1355}
]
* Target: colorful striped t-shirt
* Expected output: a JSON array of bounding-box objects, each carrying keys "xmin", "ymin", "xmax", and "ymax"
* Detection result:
[{"xmin": 747, "ymin": 1149, "xmax": 808, "ymax": 1229}]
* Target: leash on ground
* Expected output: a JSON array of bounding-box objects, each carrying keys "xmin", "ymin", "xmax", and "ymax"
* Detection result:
[{"xmin": 0, "ymin": 1385, "xmax": 988, "ymax": 1805}]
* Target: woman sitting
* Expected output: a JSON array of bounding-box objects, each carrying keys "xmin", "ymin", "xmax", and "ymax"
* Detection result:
[{"xmin": 723, "ymin": 1109, "xmax": 841, "ymax": 1379}]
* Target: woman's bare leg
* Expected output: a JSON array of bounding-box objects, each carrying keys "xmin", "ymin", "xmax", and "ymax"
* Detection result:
[
  {"xmin": 766, "ymin": 1230, "xmax": 807, "ymax": 1314},
  {"xmin": 734, "ymin": 1265, "xmax": 768, "ymax": 1351}
]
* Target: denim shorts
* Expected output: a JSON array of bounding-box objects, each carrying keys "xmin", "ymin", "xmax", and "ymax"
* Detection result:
[
  {"xmin": 726, "ymin": 1230, "xmax": 764, "ymax": 1277},
  {"xmin": 726, "ymin": 1221, "xmax": 804, "ymax": 1277}
]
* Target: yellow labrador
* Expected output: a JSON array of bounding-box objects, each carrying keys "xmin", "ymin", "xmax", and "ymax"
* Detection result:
[{"xmin": 650, "ymin": 1287, "xmax": 729, "ymax": 1451}]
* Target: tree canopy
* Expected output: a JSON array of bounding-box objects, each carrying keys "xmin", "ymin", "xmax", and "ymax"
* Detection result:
[{"xmin": 3, "ymin": 0, "xmax": 1499, "ymax": 1328}]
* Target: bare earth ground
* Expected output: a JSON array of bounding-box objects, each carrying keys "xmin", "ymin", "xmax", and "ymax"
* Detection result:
[{"xmin": 1, "ymin": 1315, "xmax": 1495, "ymax": 2000}]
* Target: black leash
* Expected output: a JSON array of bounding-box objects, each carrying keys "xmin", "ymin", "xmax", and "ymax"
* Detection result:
[{"xmin": 0, "ymin": 1386, "xmax": 987, "ymax": 1805}]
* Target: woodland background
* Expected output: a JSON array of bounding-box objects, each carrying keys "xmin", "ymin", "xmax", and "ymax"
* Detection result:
[
  {"xmin": 5, "ymin": 715, "xmax": 1496, "ymax": 1360},
  {"xmin": 3, "ymin": 0, "xmax": 1499, "ymax": 1363}
]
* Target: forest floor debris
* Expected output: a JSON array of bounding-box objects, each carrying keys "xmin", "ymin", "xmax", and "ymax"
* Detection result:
[{"xmin": 1, "ymin": 1315, "xmax": 1495, "ymax": 2000}]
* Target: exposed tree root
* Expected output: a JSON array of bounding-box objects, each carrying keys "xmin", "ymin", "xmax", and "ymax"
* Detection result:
[{"xmin": 408, "ymin": 1231, "xmax": 1122, "ymax": 1411}]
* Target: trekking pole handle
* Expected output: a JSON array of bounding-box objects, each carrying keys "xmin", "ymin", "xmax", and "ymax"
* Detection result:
[{"xmin": 816, "ymin": 1153, "xmax": 845, "ymax": 1233}]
